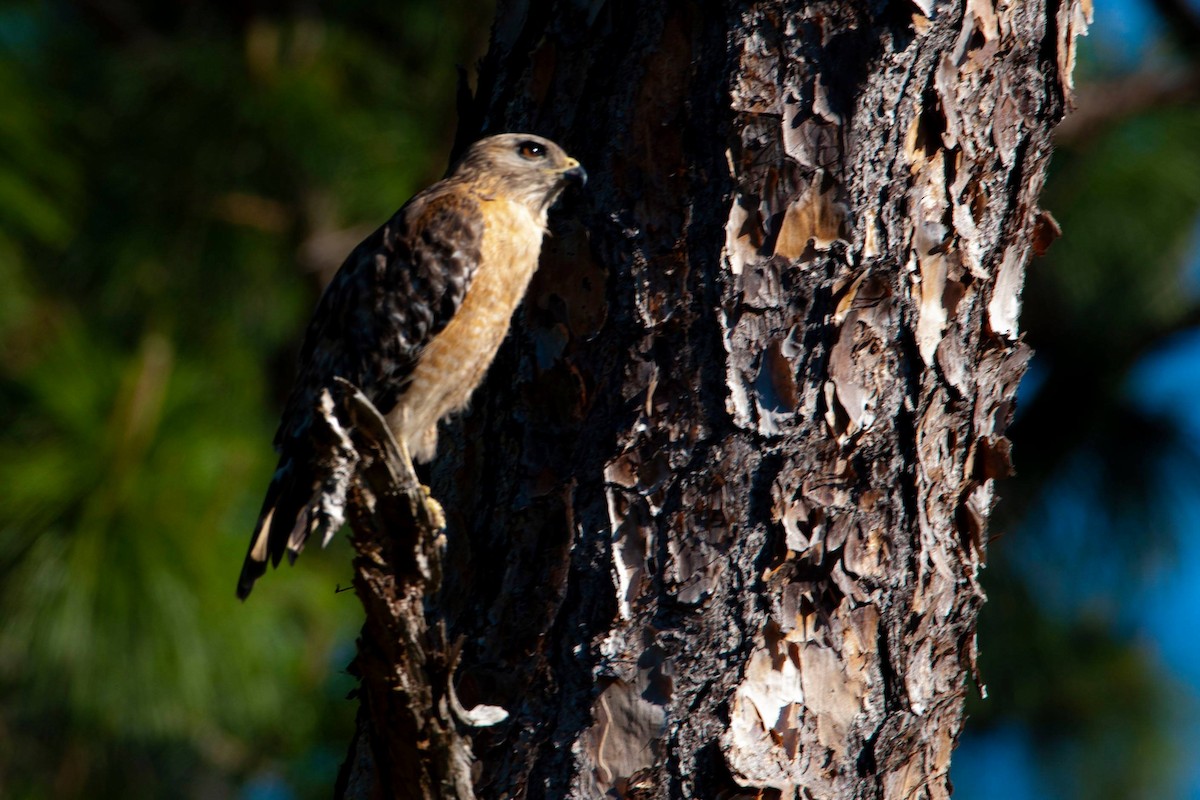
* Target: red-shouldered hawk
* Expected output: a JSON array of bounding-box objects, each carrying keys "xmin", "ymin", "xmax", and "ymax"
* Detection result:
[{"xmin": 237, "ymin": 134, "xmax": 586, "ymax": 599}]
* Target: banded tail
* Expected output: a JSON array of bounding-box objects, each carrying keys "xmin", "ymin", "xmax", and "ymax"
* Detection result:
[{"xmin": 236, "ymin": 454, "xmax": 340, "ymax": 599}]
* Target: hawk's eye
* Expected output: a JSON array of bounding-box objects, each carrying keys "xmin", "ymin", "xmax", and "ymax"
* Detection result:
[{"xmin": 518, "ymin": 141, "xmax": 547, "ymax": 159}]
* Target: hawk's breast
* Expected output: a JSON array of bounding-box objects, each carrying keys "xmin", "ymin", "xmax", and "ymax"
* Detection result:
[{"xmin": 387, "ymin": 196, "xmax": 548, "ymax": 461}]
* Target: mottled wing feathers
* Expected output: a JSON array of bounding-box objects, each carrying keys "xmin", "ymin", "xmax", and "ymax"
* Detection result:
[
  {"xmin": 236, "ymin": 185, "xmax": 484, "ymax": 599},
  {"xmin": 279, "ymin": 187, "xmax": 485, "ymax": 441}
]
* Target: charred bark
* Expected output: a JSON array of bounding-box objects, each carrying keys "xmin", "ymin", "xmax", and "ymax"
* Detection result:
[{"xmin": 338, "ymin": 1, "xmax": 1090, "ymax": 797}]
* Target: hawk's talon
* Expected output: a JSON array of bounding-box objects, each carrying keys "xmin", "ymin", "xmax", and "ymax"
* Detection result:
[{"xmin": 419, "ymin": 485, "xmax": 446, "ymax": 531}]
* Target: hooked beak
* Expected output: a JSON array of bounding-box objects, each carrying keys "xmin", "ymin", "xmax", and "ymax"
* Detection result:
[{"xmin": 561, "ymin": 158, "xmax": 587, "ymax": 187}]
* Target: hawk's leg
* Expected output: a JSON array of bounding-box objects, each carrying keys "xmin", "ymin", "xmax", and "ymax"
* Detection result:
[
  {"xmin": 395, "ymin": 435, "xmax": 447, "ymax": 532},
  {"xmin": 335, "ymin": 377, "xmax": 446, "ymax": 533}
]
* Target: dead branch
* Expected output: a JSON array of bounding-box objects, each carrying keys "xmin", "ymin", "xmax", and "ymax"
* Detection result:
[
  {"xmin": 1055, "ymin": 66, "xmax": 1200, "ymax": 144},
  {"xmin": 324, "ymin": 379, "xmax": 504, "ymax": 800}
]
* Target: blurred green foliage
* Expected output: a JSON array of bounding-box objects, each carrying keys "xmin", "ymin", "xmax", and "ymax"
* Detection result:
[{"xmin": 0, "ymin": 1, "xmax": 488, "ymax": 796}]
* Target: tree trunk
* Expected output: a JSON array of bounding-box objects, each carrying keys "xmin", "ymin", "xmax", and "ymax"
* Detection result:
[{"xmin": 336, "ymin": 0, "xmax": 1091, "ymax": 797}]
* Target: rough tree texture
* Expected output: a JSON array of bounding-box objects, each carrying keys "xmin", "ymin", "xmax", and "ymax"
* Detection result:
[{"xmin": 336, "ymin": 0, "xmax": 1091, "ymax": 798}]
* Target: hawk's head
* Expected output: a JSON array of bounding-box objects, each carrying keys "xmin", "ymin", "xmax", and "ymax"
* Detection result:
[{"xmin": 452, "ymin": 133, "xmax": 586, "ymax": 213}]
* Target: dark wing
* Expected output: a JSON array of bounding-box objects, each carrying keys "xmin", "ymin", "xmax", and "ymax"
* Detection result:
[{"xmin": 236, "ymin": 186, "xmax": 483, "ymax": 599}]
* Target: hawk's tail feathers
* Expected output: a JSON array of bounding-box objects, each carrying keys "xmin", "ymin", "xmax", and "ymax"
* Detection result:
[
  {"xmin": 237, "ymin": 457, "xmax": 315, "ymax": 600},
  {"xmin": 236, "ymin": 447, "xmax": 351, "ymax": 600}
]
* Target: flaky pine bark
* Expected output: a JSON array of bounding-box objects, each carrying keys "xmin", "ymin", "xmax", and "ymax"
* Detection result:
[{"xmin": 337, "ymin": 1, "xmax": 1090, "ymax": 798}]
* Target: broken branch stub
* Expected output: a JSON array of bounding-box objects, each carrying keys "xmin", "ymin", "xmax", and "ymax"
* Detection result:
[{"xmin": 321, "ymin": 380, "xmax": 495, "ymax": 800}]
